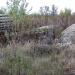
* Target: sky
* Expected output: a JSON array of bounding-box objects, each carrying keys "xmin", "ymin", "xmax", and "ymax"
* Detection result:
[{"xmin": 0, "ymin": 0, "xmax": 75, "ymax": 13}]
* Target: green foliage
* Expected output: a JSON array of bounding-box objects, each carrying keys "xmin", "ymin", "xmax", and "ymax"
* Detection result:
[
  {"xmin": 7, "ymin": 0, "xmax": 32, "ymax": 17},
  {"xmin": 60, "ymin": 8, "xmax": 71, "ymax": 16},
  {"xmin": 7, "ymin": 0, "xmax": 27, "ymax": 15},
  {"xmin": 0, "ymin": 7, "xmax": 6, "ymax": 14},
  {"xmin": 59, "ymin": 8, "xmax": 71, "ymax": 29},
  {"xmin": 7, "ymin": 0, "xmax": 32, "ymax": 32},
  {"xmin": 7, "ymin": 0, "xmax": 20, "ymax": 17}
]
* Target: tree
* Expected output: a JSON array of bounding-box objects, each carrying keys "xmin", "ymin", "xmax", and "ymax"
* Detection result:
[
  {"xmin": 51, "ymin": 5, "xmax": 58, "ymax": 16},
  {"xmin": 39, "ymin": 6, "xmax": 50, "ymax": 25},
  {"xmin": 39, "ymin": 6, "xmax": 50, "ymax": 15},
  {"xmin": 7, "ymin": 0, "xmax": 32, "ymax": 31},
  {"xmin": 0, "ymin": 7, "xmax": 6, "ymax": 14},
  {"xmin": 60, "ymin": 8, "xmax": 71, "ymax": 16},
  {"xmin": 59, "ymin": 8, "xmax": 71, "ymax": 29},
  {"xmin": 7, "ymin": 0, "xmax": 32, "ymax": 17}
]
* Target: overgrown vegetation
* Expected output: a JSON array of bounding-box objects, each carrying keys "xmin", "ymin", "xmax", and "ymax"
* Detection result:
[
  {"xmin": 0, "ymin": 0, "xmax": 75, "ymax": 75},
  {"xmin": 0, "ymin": 43, "xmax": 64, "ymax": 75}
]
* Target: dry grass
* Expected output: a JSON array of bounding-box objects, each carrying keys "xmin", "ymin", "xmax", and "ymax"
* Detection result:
[{"xmin": 0, "ymin": 41, "xmax": 67, "ymax": 75}]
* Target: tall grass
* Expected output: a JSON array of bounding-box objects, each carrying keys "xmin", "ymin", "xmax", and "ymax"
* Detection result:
[{"xmin": 0, "ymin": 41, "xmax": 64, "ymax": 75}]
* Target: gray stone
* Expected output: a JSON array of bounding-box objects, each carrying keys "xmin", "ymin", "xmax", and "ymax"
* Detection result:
[{"xmin": 60, "ymin": 24, "xmax": 75, "ymax": 44}]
